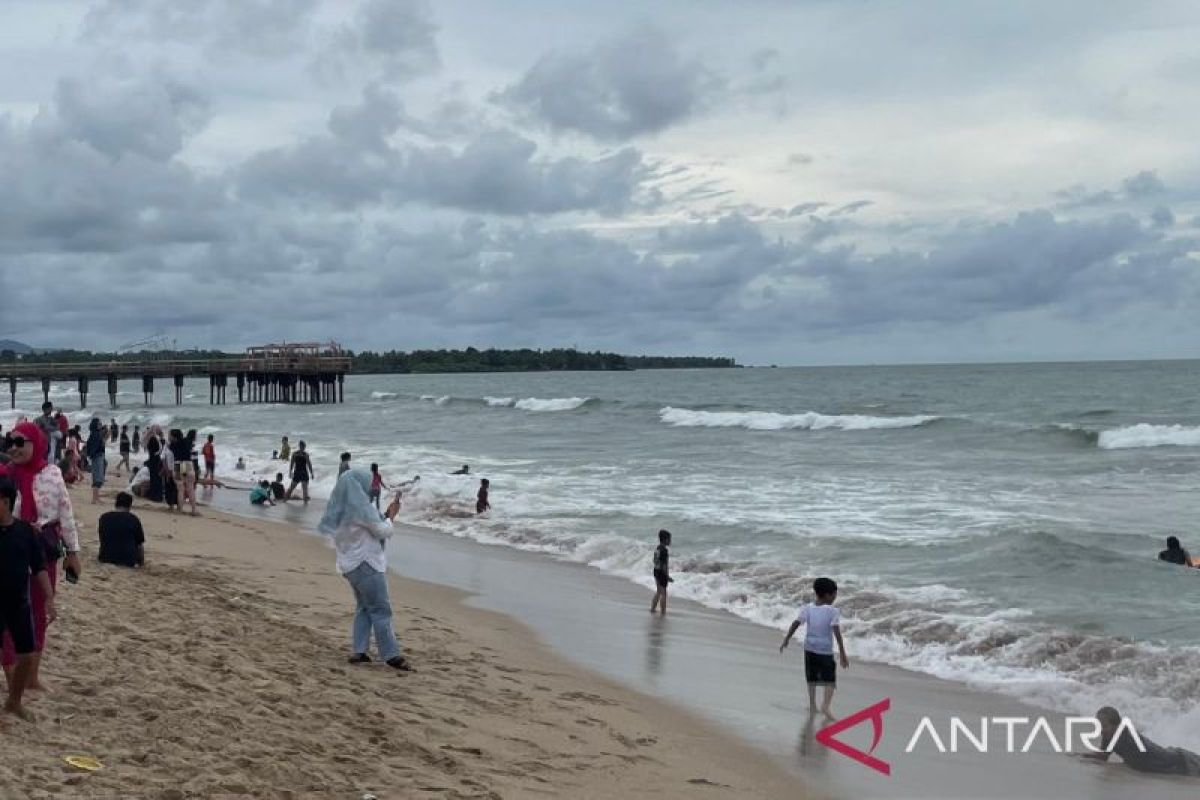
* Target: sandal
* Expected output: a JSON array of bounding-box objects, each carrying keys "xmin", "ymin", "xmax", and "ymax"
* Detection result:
[
  {"xmin": 386, "ymin": 656, "xmax": 413, "ymax": 672},
  {"xmin": 347, "ymin": 653, "xmax": 371, "ymax": 664}
]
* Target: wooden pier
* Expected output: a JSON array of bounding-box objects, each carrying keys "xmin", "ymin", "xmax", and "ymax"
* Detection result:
[{"xmin": 0, "ymin": 343, "xmax": 352, "ymax": 409}]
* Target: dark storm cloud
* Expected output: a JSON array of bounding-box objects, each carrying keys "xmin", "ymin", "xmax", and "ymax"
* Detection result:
[
  {"xmin": 239, "ymin": 89, "xmax": 656, "ymax": 215},
  {"xmin": 4, "ymin": 0, "xmax": 1199, "ymax": 364},
  {"xmin": 496, "ymin": 27, "xmax": 717, "ymax": 140},
  {"xmin": 0, "ymin": 74, "xmax": 226, "ymax": 254}
]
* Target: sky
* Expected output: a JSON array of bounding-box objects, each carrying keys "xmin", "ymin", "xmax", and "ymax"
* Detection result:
[{"xmin": 1, "ymin": 0, "xmax": 1198, "ymax": 365}]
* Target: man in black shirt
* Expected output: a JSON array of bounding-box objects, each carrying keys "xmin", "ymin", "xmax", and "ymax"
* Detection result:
[
  {"xmin": 1086, "ymin": 706, "xmax": 1200, "ymax": 776},
  {"xmin": 1158, "ymin": 536, "xmax": 1194, "ymax": 567},
  {"xmin": 0, "ymin": 478, "xmax": 54, "ymax": 719},
  {"xmin": 98, "ymin": 492, "xmax": 145, "ymax": 568}
]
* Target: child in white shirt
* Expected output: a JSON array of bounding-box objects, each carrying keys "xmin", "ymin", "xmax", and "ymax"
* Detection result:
[{"xmin": 780, "ymin": 577, "xmax": 849, "ymax": 717}]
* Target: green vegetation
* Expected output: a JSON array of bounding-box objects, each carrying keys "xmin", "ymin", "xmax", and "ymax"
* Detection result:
[{"xmin": 0, "ymin": 347, "xmax": 737, "ymax": 374}]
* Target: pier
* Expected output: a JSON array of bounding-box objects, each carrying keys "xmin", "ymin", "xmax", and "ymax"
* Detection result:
[{"xmin": 0, "ymin": 343, "xmax": 352, "ymax": 409}]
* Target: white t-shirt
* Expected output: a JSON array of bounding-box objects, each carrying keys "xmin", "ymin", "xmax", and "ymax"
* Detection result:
[
  {"xmin": 332, "ymin": 518, "xmax": 393, "ymax": 575},
  {"xmin": 796, "ymin": 603, "xmax": 841, "ymax": 655}
]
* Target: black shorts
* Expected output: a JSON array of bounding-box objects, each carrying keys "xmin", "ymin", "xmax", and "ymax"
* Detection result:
[
  {"xmin": 0, "ymin": 596, "xmax": 36, "ymax": 656},
  {"xmin": 653, "ymin": 570, "xmax": 669, "ymax": 588},
  {"xmin": 805, "ymin": 651, "xmax": 836, "ymax": 686}
]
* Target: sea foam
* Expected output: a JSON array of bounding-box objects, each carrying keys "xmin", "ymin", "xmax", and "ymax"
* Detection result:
[{"xmin": 659, "ymin": 406, "xmax": 938, "ymax": 431}]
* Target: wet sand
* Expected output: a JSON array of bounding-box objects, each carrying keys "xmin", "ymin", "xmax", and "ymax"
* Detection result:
[
  {"xmin": 210, "ymin": 489, "xmax": 1197, "ymax": 800},
  {"xmin": 0, "ymin": 488, "xmax": 802, "ymax": 799}
]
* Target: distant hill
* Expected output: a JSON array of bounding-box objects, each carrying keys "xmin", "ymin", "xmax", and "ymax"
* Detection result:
[{"xmin": 0, "ymin": 340, "xmax": 33, "ymax": 354}]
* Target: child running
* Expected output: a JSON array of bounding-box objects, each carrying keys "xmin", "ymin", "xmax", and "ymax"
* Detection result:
[
  {"xmin": 780, "ymin": 577, "xmax": 849, "ymax": 718},
  {"xmin": 650, "ymin": 529, "xmax": 672, "ymax": 615}
]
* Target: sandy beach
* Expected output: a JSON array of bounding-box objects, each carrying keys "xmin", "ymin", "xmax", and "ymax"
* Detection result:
[{"xmin": 0, "ymin": 487, "xmax": 802, "ymax": 800}]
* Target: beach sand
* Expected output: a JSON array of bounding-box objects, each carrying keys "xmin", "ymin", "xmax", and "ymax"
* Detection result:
[{"xmin": 0, "ymin": 489, "xmax": 803, "ymax": 800}]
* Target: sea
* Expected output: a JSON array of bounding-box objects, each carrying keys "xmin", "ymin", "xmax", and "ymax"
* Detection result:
[{"xmin": 13, "ymin": 361, "xmax": 1200, "ymax": 746}]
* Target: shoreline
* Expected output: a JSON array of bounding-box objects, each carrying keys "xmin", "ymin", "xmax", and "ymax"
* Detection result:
[
  {"xmin": 205, "ymin": 486, "xmax": 1199, "ymax": 799},
  {"xmin": 2, "ymin": 484, "xmax": 804, "ymax": 799}
]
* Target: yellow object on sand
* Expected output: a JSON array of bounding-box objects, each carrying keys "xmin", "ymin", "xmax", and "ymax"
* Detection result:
[{"xmin": 63, "ymin": 755, "xmax": 103, "ymax": 771}]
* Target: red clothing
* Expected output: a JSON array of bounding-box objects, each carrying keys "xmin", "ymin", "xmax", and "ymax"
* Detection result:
[{"xmin": 202, "ymin": 442, "xmax": 215, "ymax": 461}]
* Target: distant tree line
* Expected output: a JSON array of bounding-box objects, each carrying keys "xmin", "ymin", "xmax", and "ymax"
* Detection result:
[
  {"xmin": 0, "ymin": 347, "xmax": 737, "ymax": 374},
  {"xmin": 350, "ymin": 348, "xmax": 737, "ymax": 373}
]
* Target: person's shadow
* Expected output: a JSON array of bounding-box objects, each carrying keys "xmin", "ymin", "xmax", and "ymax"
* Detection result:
[{"xmin": 797, "ymin": 710, "xmax": 830, "ymax": 766}]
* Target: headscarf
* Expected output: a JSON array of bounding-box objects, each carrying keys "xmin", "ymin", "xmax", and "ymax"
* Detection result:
[
  {"xmin": 5, "ymin": 420, "xmax": 48, "ymax": 523},
  {"xmin": 319, "ymin": 469, "xmax": 388, "ymax": 537}
]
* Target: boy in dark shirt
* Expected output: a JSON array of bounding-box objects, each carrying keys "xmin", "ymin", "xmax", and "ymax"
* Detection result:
[
  {"xmin": 98, "ymin": 492, "xmax": 145, "ymax": 568},
  {"xmin": 650, "ymin": 529, "xmax": 673, "ymax": 615},
  {"xmin": 476, "ymin": 478, "xmax": 490, "ymax": 514},
  {"xmin": 271, "ymin": 473, "xmax": 286, "ymax": 501},
  {"xmin": 1085, "ymin": 706, "xmax": 1200, "ymax": 776},
  {"xmin": 0, "ymin": 477, "xmax": 54, "ymax": 719}
]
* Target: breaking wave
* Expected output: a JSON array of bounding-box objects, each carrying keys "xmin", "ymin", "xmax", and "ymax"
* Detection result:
[
  {"xmin": 1098, "ymin": 423, "xmax": 1200, "ymax": 450},
  {"xmin": 512, "ymin": 397, "xmax": 590, "ymax": 412},
  {"xmin": 370, "ymin": 391, "xmax": 399, "ymax": 400},
  {"xmin": 659, "ymin": 406, "xmax": 939, "ymax": 431}
]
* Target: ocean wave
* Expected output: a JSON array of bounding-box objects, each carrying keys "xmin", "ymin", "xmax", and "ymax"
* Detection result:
[
  {"xmin": 1098, "ymin": 423, "xmax": 1200, "ymax": 450},
  {"xmin": 513, "ymin": 397, "xmax": 590, "ymax": 412},
  {"xmin": 659, "ymin": 406, "xmax": 939, "ymax": 431},
  {"xmin": 397, "ymin": 496, "xmax": 1200, "ymax": 747},
  {"xmin": 484, "ymin": 396, "xmax": 514, "ymax": 407},
  {"xmin": 419, "ymin": 394, "xmax": 451, "ymax": 406},
  {"xmin": 370, "ymin": 391, "xmax": 399, "ymax": 400}
]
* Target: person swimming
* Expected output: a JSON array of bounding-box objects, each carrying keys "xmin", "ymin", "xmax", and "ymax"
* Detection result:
[
  {"xmin": 1158, "ymin": 536, "xmax": 1194, "ymax": 567},
  {"xmin": 451, "ymin": 464, "xmax": 470, "ymax": 475}
]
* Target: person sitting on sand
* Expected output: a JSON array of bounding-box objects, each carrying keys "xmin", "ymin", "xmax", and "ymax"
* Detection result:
[
  {"xmin": 98, "ymin": 492, "xmax": 145, "ymax": 568},
  {"xmin": 1158, "ymin": 536, "xmax": 1194, "ymax": 567},
  {"xmin": 1083, "ymin": 706, "xmax": 1200, "ymax": 775},
  {"xmin": 270, "ymin": 473, "xmax": 286, "ymax": 501},
  {"xmin": 780, "ymin": 577, "xmax": 850, "ymax": 718},
  {"xmin": 250, "ymin": 480, "xmax": 275, "ymax": 507},
  {"xmin": 0, "ymin": 477, "xmax": 55, "ymax": 721},
  {"xmin": 451, "ymin": 464, "xmax": 470, "ymax": 475},
  {"xmin": 318, "ymin": 469, "xmax": 411, "ymax": 672},
  {"xmin": 128, "ymin": 465, "xmax": 150, "ymax": 498}
]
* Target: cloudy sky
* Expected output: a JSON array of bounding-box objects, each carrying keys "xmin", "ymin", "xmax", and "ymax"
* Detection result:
[{"xmin": 2, "ymin": 0, "xmax": 1198, "ymax": 365}]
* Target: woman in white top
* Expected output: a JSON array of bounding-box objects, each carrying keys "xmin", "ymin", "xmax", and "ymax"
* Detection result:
[{"xmin": 318, "ymin": 469, "xmax": 411, "ymax": 671}]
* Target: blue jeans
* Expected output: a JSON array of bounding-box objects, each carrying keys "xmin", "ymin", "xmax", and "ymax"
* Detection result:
[{"xmin": 344, "ymin": 562, "xmax": 400, "ymax": 661}]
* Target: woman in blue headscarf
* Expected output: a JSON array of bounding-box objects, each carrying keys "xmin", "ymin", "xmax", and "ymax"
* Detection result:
[{"xmin": 319, "ymin": 469, "xmax": 412, "ymax": 671}]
